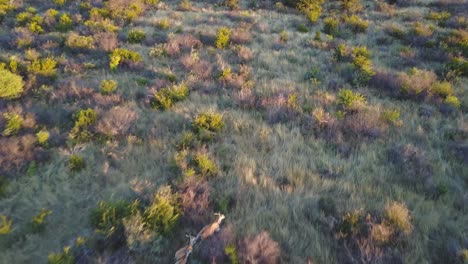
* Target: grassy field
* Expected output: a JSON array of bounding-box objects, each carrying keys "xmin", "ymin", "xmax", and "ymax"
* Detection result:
[{"xmin": 0, "ymin": 0, "xmax": 467, "ymax": 263}]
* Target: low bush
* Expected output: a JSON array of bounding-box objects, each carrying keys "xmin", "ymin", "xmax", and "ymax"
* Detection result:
[
  {"xmin": 192, "ymin": 112, "xmax": 225, "ymax": 134},
  {"xmin": 31, "ymin": 208, "xmax": 52, "ymax": 233},
  {"xmin": 381, "ymin": 109, "xmax": 401, "ymax": 126},
  {"xmin": 48, "ymin": 247, "xmax": 74, "ymax": 264},
  {"xmin": 431, "ymin": 81, "xmax": 453, "ymax": 98},
  {"xmin": 340, "ymin": 0, "xmax": 362, "ymax": 13},
  {"xmin": 2, "ymin": 113, "xmax": 23, "ymax": 136},
  {"xmin": 28, "ymin": 57, "xmax": 58, "ymax": 77},
  {"xmin": 150, "ymin": 83, "xmax": 189, "ymax": 110},
  {"xmin": 397, "ymin": 68, "xmax": 437, "ymax": 98},
  {"xmin": 109, "ymin": 48, "xmax": 142, "ymax": 70},
  {"xmin": 36, "ymin": 130, "xmax": 50, "ymax": 146},
  {"xmin": 56, "ymin": 13, "xmax": 73, "ymax": 32},
  {"xmin": 68, "ymin": 154, "xmax": 85, "ymax": 172},
  {"xmin": 238, "ymin": 231, "xmax": 281, "ymax": 264},
  {"xmin": 444, "ymin": 95, "xmax": 460, "ymax": 109},
  {"xmin": 0, "ymin": 68, "xmax": 24, "ymax": 99},
  {"xmin": 323, "ymin": 16, "xmax": 339, "ymax": 36},
  {"xmin": 384, "ymin": 201, "xmax": 412, "ymax": 235},
  {"xmin": 338, "ymin": 89, "xmax": 366, "ymax": 111},
  {"xmin": 344, "ymin": 15, "xmax": 368, "ymax": 33},
  {"xmin": 128, "ymin": 29, "xmax": 146, "ymax": 43},
  {"xmin": 100, "ymin": 79, "xmax": 118, "ymax": 95},
  {"xmin": 143, "ymin": 186, "xmax": 180, "ymax": 235},
  {"xmin": 66, "ymin": 33, "xmax": 95, "ymax": 50},
  {"xmin": 284, "ymin": 0, "xmax": 325, "ymax": 23},
  {"xmin": 0, "ymin": 215, "xmax": 12, "ymax": 235},
  {"xmin": 69, "ymin": 108, "xmax": 97, "ymax": 143},
  {"xmin": 216, "ymin": 27, "xmax": 232, "ymax": 49},
  {"xmin": 194, "ymin": 153, "xmax": 218, "ymax": 177}
]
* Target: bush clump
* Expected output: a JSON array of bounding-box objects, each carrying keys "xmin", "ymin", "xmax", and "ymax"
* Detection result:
[
  {"xmin": 323, "ymin": 16, "xmax": 339, "ymax": 36},
  {"xmin": 143, "ymin": 186, "xmax": 180, "ymax": 235},
  {"xmin": 127, "ymin": 29, "xmax": 146, "ymax": 43},
  {"xmin": 338, "ymin": 89, "xmax": 366, "ymax": 111},
  {"xmin": 2, "ymin": 113, "xmax": 23, "ymax": 136},
  {"xmin": 216, "ymin": 27, "xmax": 232, "ymax": 49},
  {"xmin": 56, "ymin": 13, "xmax": 73, "ymax": 32},
  {"xmin": 194, "ymin": 153, "xmax": 218, "ymax": 177},
  {"xmin": 69, "ymin": 108, "xmax": 97, "ymax": 142},
  {"xmin": 284, "ymin": 0, "xmax": 325, "ymax": 23},
  {"xmin": 68, "ymin": 154, "xmax": 85, "ymax": 172},
  {"xmin": 397, "ymin": 68, "xmax": 437, "ymax": 98},
  {"xmin": 344, "ymin": 15, "xmax": 368, "ymax": 33},
  {"xmin": 109, "ymin": 48, "xmax": 142, "ymax": 70},
  {"xmin": 192, "ymin": 112, "xmax": 225, "ymax": 134},
  {"xmin": 66, "ymin": 33, "xmax": 95, "ymax": 50},
  {"xmin": 150, "ymin": 83, "xmax": 189, "ymax": 110},
  {"xmin": 31, "ymin": 208, "xmax": 52, "ymax": 233},
  {"xmin": 0, "ymin": 68, "xmax": 24, "ymax": 99},
  {"xmin": 100, "ymin": 79, "xmax": 118, "ymax": 95},
  {"xmin": 0, "ymin": 215, "xmax": 12, "ymax": 235},
  {"xmin": 384, "ymin": 201, "xmax": 412, "ymax": 235},
  {"xmin": 48, "ymin": 247, "xmax": 74, "ymax": 264},
  {"xmin": 28, "ymin": 57, "xmax": 58, "ymax": 77}
]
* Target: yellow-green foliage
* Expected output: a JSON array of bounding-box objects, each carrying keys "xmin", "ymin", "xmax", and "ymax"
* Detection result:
[
  {"xmin": 0, "ymin": 215, "xmax": 12, "ymax": 235},
  {"xmin": 0, "ymin": 0, "xmax": 15, "ymax": 20},
  {"xmin": 28, "ymin": 57, "xmax": 58, "ymax": 77},
  {"xmin": 143, "ymin": 186, "xmax": 180, "ymax": 235},
  {"xmin": 156, "ymin": 18, "xmax": 170, "ymax": 29},
  {"xmin": 340, "ymin": 0, "xmax": 362, "ymax": 13},
  {"xmin": 57, "ymin": 13, "xmax": 73, "ymax": 32},
  {"xmin": 48, "ymin": 247, "xmax": 74, "ymax": 264},
  {"xmin": 69, "ymin": 108, "xmax": 97, "ymax": 142},
  {"xmin": 52, "ymin": 0, "xmax": 66, "ymax": 6},
  {"xmin": 381, "ymin": 109, "xmax": 401, "ymax": 126},
  {"xmin": 225, "ymin": 244, "xmax": 239, "ymax": 264},
  {"xmin": 352, "ymin": 48, "xmax": 375, "ymax": 85},
  {"xmin": 445, "ymin": 95, "xmax": 460, "ymax": 109},
  {"xmin": 100, "ymin": 79, "xmax": 118, "ymax": 95},
  {"xmin": 344, "ymin": 15, "xmax": 368, "ymax": 33},
  {"xmin": 280, "ymin": 30, "xmax": 288, "ymax": 42},
  {"xmin": 66, "ymin": 33, "xmax": 95, "ymax": 49},
  {"xmin": 145, "ymin": 0, "xmax": 160, "ymax": 5},
  {"xmin": 31, "ymin": 208, "xmax": 52, "ymax": 232},
  {"xmin": 29, "ymin": 21, "xmax": 44, "ymax": 34},
  {"xmin": 109, "ymin": 48, "xmax": 142, "ymax": 70},
  {"xmin": 0, "ymin": 68, "xmax": 24, "ymax": 99},
  {"xmin": 91, "ymin": 200, "xmax": 137, "ymax": 236},
  {"xmin": 431, "ymin": 81, "xmax": 453, "ymax": 98},
  {"xmin": 36, "ymin": 130, "xmax": 50, "ymax": 146},
  {"xmin": 338, "ymin": 89, "xmax": 366, "ymax": 111},
  {"xmin": 150, "ymin": 83, "xmax": 189, "ymax": 110},
  {"xmin": 323, "ymin": 16, "xmax": 339, "ymax": 36},
  {"xmin": 194, "ymin": 153, "xmax": 218, "ymax": 177},
  {"xmin": 192, "ymin": 112, "xmax": 225, "ymax": 133},
  {"xmin": 294, "ymin": 0, "xmax": 325, "ymax": 23},
  {"xmin": 384, "ymin": 202, "xmax": 412, "ymax": 235},
  {"xmin": 2, "ymin": 113, "xmax": 23, "ymax": 136},
  {"xmin": 128, "ymin": 29, "xmax": 146, "ymax": 43},
  {"xmin": 216, "ymin": 27, "xmax": 232, "ymax": 49}
]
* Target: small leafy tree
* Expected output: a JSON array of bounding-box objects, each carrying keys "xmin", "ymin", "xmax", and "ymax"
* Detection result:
[
  {"xmin": 216, "ymin": 27, "xmax": 232, "ymax": 49},
  {"xmin": 143, "ymin": 186, "xmax": 180, "ymax": 235},
  {"xmin": 0, "ymin": 68, "xmax": 24, "ymax": 99}
]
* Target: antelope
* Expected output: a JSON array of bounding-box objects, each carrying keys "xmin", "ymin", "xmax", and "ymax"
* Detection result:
[
  {"xmin": 196, "ymin": 213, "xmax": 225, "ymax": 241},
  {"xmin": 175, "ymin": 234, "xmax": 197, "ymax": 264}
]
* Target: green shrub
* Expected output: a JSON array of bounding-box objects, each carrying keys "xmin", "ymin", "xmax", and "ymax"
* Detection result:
[
  {"xmin": 150, "ymin": 83, "xmax": 189, "ymax": 110},
  {"xmin": 352, "ymin": 51, "xmax": 375, "ymax": 86},
  {"xmin": 36, "ymin": 130, "xmax": 50, "ymax": 146},
  {"xmin": 334, "ymin": 43, "xmax": 347, "ymax": 61},
  {"xmin": 68, "ymin": 154, "xmax": 85, "ymax": 172},
  {"xmin": 340, "ymin": 0, "xmax": 362, "ymax": 13},
  {"xmin": 48, "ymin": 247, "xmax": 74, "ymax": 264},
  {"xmin": 28, "ymin": 57, "xmax": 58, "ymax": 77},
  {"xmin": 398, "ymin": 68, "xmax": 437, "ymax": 96},
  {"xmin": 91, "ymin": 200, "xmax": 137, "ymax": 237},
  {"xmin": 445, "ymin": 95, "xmax": 460, "ymax": 109},
  {"xmin": 29, "ymin": 21, "xmax": 44, "ymax": 34},
  {"xmin": 194, "ymin": 153, "xmax": 218, "ymax": 177},
  {"xmin": 323, "ymin": 17, "xmax": 339, "ymax": 36},
  {"xmin": 431, "ymin": 81, "xmax": 453, "ymax": 98},
  {"xmin": 352, "ymin": 46, "xmax": 370, "ymax": 58},
  {"xmin": 57, "ymin": 13, "xmax": 73, "ymax": 32},
  {"xmin": 109, "ymin": 48, "xmax": 142, "ymax": 70},
  {"xmin": 52, "ymin": 0, "xmax": 66, "ymax": 6},
  {"xmin": 216, "ymin": 27, "xmax": 232, "ymax": 49},
  {"xmin": 0, "ymin": 215, "xmax": 12, "ymax": 235},
  {"xmin": 2, "ymin": 113, "xmax": 23, "ymax": 136},
  {"xmin": 447, "ymin": 56, "xmax": 468, "ymax": 77},
  {"xmin": 285, "ymin": 0, "xmax": 325, "ymax": 23},
  {"xmin": 0, "ymin": 1, "xmax": 14, "ymax": 21},
  {"xmin": 66, "ymin": 33, "xmax": 95, "ymax": 50},
  {"xmin": 338, "ymin": 89, "xmax": 366, "ymax": 111},
  {"xmin": 70, "ymin": 108, "xmax": 97, "ymax": 142},
  {"xmin": 344, "ymin": 15, "xmax": 368, "ymax": 33},
  {"xmin": 0, "ymin": 68, "xmax": 24, "ymax": 99},
  {"xmin": 192, "ymin": 112, "xmax": 225, "ymax": 133},
  {"xmin": 384, "ymin": 201, "xmax": 412, "ymax": 235},
  {"xmin": 143, "ymin": 186, "xmax": 180, "ymax": 235},
  {"xmin": 297, "ymin": 24, "xmax": 309, "ymax": 33},
  {"xmin": 280, "ymin": 30, "xmax": 288, "ymax": 42},
  {"xmin": 225, "ymin": 244, "xmax": 239, "ymax": 264},
  {"xmin": 337, "ymin": 210, "xmax": 362, "ymax": 237},
  {"xmin": 225, "ymin": 0, "xmax": 239, "ymax": 10},
  {"xmin": 31, "ymin": 208, "xmax": 52, "ymax": 232},
  {"xmin": 426, "ymin": 11, "xmax": 450, "ymax": 26},
  {"xmin": 128, "ymin": 29, "xmax": 146, "ymax": 43},
  {"xmin": 156, "ymin": 18, "xmax": 170, "ymax": 29},
  {"xmin": 100, "ymin": 80, "xmax": 118, "ymax": 95},
  {"xmin": 145, "ymin": 0, "xmax": 160, "ymax": 5},
  {"xmin": 381, "ymin": 109, "xmax": 401, "ymax": 125}
]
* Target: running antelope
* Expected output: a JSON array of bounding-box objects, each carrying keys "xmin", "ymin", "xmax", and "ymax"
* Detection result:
[
  {"xmin": 196, "ymin": 213, "xmax": 225, "ymax": 241},
  {"xmin": 174, "ymin": 234, "xmax": 196, "ymax": 264}
]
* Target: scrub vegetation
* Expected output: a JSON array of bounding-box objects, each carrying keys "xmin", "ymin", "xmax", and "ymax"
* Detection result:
[{"xmin": 0, "ymin": 0, "xmax": 466, "ymax": 263}]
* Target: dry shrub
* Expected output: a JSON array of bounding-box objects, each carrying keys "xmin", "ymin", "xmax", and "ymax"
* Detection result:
[
  {"xmin": 0, "ymin": 135, "xmax": 38, "ymax": 175},
  {"xmin": 260, "ymin": 92, "xmax": 301, "ymax": 123},
  {"xmin": 165, "ymin": 34, "xmax": 202, "ymax": 57},
  {"xmin": 94, "ymin": 32, "xmax": 118, "ymax": 52},
  {"xmin": 237, "ymin": 45, "xmax": 254, "ymax": 62},
  {"xmin": 396, "ymin": 68, "xmax": 437, "ymax": 99},
  {"xmin": 180, "ymin": 54, "xmax": 213, "ymax": 80},
  {"xmin": 388, "ymin": 144, "xmax": 433, "ymax": 185},
  {"xmin": 342, "ymin": 110, "xmax": 387, "ymax": 139},
  {"xmin": 375, "ymin": 1, "xmax": 395, "ymax": 17},
  {"xmin": 370, "ymin": 70, "xmax": 400, "ymax": 96},
  {"xmin": 197, "ymin": 224, "xmax": 235, "ymax": 263},
  {"xmin": 179, "ymin": 181, "xmax": 212, "ymax": 227},
  {"xmin": 96, "ymin": 106, "xmax": 139, "ymax": 138},
  {"xmin": 384, "ymin": 202, "xmax": 412, "ymax": 235},
  {"xmin": 231, "ymin": 26, "xmax": 253, "ymax": 45},
  {"xmin": 234, "ymin": 88, "xmax": 257, "ymax": 109},
  {"xmin": 238, "ymin": 231, "xmax": 281, "ymax": 264}
]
